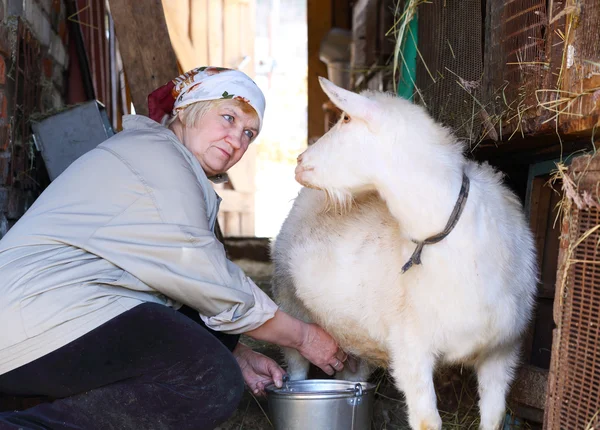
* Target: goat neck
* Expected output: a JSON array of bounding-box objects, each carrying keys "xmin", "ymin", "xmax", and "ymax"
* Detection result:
[{"xmin": 375, "ymin": 148, "xmax": 467, "ymax": 242}]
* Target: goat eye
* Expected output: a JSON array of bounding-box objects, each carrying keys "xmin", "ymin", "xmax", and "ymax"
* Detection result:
[{"xmin": 342, "ymin": 114, "xmax": 351, "ymax": 123}]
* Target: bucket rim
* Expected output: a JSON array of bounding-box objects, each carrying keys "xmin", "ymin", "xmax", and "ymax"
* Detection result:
[{"xmin": 265, "ymin": 379, "xmax": 376, "ymax": 399}]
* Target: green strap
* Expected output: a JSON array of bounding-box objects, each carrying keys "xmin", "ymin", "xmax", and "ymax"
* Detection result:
[{"xmin": 397, "ymin": 10, "xmax": 418, "ymax": 101}]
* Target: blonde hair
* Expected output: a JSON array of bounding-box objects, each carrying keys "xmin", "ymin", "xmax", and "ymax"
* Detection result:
[{"xmin": 164, "ymin": 99, "xmax": 258, "ymax": 128}]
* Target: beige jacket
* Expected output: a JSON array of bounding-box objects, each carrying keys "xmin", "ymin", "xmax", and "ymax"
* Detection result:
[{"xmin": 0, "ymin": 115, "xmax": 278, "ymax": 375}]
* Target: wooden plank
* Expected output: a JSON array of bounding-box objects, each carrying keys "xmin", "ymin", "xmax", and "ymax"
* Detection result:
[
  {"xmin": 540, "ymin": 188, "xmax": 562, "ymax": 298},
  {"xmin": 191, "ymin": 0, "xmax": 209, "ymax": 65},
  {"xmin": 108, "ymin": 0, "xmax": 179, "ymax": 116},
  {"xmin": 307, "ymin": 0, "xmax": 333, "ymax": 140},
  {"xmin": 223, "ymin": 0, "xmax": 241, "ymax": 68},
  {"xmin": 509, "ymin": 365, "xmax": 548, "ymax": 412},
  {"xmin": 208, "ymin": 0, "xmax": 224, "ymax": 65},
  {"xmin": 529, "ymin": 176, "xmax": 552, "ymax": 286}
]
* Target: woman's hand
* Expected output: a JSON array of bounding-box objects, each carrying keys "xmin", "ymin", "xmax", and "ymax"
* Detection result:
[
  {"xmin": 297, "ymin": 323, "xmax": 348, "ymax": 376},
  {"xmin": 233, "ymin": 342, "xmax": 285, "ymax": 396},
  {"xmin": 244, "ymin": 310, "xmax": 349, "ymax": 375}
]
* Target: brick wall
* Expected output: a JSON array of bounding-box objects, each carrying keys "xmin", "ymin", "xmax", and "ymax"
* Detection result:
[{"xmin": 0, "ymin": 0, "xmax": 69, "ymax": 239}]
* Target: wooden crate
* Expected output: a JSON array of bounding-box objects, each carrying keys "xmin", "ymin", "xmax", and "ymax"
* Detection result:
[{"xmin": 481, "ymin": 0, "xmax": 551, "ymax": 141}]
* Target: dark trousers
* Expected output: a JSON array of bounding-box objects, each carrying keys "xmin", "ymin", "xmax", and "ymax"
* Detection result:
[{"xmin": 0, "ymin": 303, "xmax": 243, "ymax": 430}]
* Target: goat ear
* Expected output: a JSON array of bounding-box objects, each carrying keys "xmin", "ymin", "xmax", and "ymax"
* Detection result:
[{"xmin": 318, "ymin": 77, "xmax": 377, "ymax": 121}]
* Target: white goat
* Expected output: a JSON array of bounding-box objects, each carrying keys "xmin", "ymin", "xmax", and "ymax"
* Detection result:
[{"xmin": 270, "ymin": 78, "xmax": 537, "ymax": 430}]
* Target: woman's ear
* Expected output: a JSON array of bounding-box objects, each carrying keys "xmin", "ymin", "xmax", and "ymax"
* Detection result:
[{"xmin": 176, "ymin": 110, "xmax": 185, "ymax": 126}]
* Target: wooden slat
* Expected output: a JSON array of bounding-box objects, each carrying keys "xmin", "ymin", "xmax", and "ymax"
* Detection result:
[
  {"xmin": 107, "ymin": 0, "xmax": 179, "ymax": 116},
  {"xmin": 191, "ymin": 0, "xmax": 209, "ymax": 65}
]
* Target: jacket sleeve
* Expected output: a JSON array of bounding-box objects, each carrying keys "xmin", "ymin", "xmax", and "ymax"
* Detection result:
[{"xmin": 84, "ymin": 196, "xmax": 278, "ymax": 334}]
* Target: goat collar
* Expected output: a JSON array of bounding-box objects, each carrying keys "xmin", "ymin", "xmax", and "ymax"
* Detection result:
[{"xmin": 401, "ymin": 172, "xmax": 470, "ymax": 274}]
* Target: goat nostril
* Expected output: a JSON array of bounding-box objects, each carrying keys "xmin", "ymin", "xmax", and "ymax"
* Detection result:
[{"xmin": 297, "ymin": 154, "xmax": 304, "ymax": 163}]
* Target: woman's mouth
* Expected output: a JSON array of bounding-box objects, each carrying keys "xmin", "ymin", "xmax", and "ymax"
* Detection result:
[{"xmin": 215, "ymin": 147, "xmax": 231, "ymax": 158}]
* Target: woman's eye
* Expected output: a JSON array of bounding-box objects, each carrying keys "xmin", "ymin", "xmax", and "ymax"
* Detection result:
[
  {"xmin": 244, "ymin": 130, "xmax": 254, "ymax": 140},
  {"xmin": 223, "ymin": 114, "xmax": 234, "ymax": 123}
]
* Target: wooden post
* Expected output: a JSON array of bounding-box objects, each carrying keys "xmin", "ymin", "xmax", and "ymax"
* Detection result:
[{"xmin": 107, "ymin": 0, "xmax": 179, "ymax": 116}]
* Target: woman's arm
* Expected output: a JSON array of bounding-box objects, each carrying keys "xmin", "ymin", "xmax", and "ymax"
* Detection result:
[{"xmin": 244, "ymin": 310, "xmax": 348, "ymax": 375}]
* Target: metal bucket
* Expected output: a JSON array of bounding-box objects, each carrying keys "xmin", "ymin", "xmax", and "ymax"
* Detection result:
[{"xmin": 265, "ymin": 378, "xmax": 375, "ymax": 430}]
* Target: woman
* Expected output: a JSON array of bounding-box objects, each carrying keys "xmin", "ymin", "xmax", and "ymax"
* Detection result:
[{"xmin": 0, "ymin": 67, "xmax": 348, "ymax": 429}]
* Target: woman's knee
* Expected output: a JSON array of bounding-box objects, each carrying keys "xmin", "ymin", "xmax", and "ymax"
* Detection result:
[{"xmin": 162, "ymin": 350, "xmax": 244, "ymax": 428}]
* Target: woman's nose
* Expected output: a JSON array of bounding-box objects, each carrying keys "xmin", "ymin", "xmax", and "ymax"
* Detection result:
[{"xmin": 227, "ymin": 132, "xmax": 243, "ymax": 150}]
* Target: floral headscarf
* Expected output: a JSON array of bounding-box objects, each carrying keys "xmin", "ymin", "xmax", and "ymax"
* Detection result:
[{"xmin": 147, "ymin": 66, "xmax": 266, "ymax": 131}]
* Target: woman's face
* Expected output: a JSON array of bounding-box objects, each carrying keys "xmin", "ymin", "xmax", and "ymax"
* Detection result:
[{"xmin": 180, "ymin": 102, "xmax": 259, "ymax": 176}]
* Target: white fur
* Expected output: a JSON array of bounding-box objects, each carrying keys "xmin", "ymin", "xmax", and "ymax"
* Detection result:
[{"xmin": 271, "ymin": 78, "xmax": 538, "ymax": 430}]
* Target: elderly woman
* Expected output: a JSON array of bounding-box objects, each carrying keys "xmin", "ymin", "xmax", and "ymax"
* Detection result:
[{"xmin": 0, "ymin": 67, "xmax": 348, "ymax": 429}]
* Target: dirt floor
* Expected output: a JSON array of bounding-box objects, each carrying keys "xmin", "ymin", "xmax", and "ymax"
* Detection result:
[{"xmin": 221, "ymin": 257, "xmax": 538, "ymax": 430}]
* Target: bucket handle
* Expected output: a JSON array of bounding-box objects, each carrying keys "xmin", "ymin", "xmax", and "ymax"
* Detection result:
[
  {"xmin": 279, "ymin": 375, "xmax": 365, "ymax": 398},
  {"xmin": 354, "ymin": 383, "xmax": 363, "ymax": 397},
  {"xmin": 350, "ymin": 383, "xmax": 364, "ymax": 430}
]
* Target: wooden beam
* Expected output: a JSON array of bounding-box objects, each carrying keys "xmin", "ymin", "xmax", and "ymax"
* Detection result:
[
  {"xmin": 162, "ymin": 0, "xmax": 199, "ymax": 72},
  {"xmin": 108, "ymin": 0, "xmax": 179, "ymax": 116}
]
